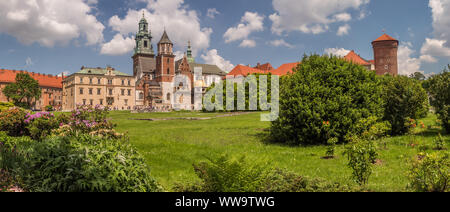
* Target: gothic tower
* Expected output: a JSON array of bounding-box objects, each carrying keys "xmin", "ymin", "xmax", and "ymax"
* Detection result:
[
  {"xmin": 132, "ymin": 12, "xmax": 156, "ymax": 79},
  {"xmin": 372, "ymin": 33, "xmax": 399, "ymax": 76},
  {"xmin": 186, "ymin": 41, "xmax": 195, "ymax": 63},
  {"xmin": 156, "ymin": 30, "xmax": 175, "ymax": 83}
]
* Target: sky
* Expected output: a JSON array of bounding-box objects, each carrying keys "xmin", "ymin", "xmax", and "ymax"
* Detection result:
[{"xmin": 0, "ymin": 0, "xmax": 449, "ymax": 77}]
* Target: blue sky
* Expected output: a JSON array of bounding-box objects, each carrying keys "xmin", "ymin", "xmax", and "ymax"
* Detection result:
[{"xmin": 0, "ymin": 0, "xmax": 449, "ymax": 76}]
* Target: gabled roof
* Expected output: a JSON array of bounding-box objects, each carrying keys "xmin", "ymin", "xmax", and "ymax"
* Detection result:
[
  {"xmin": 189, "ymin": 63, "xmax": 227, "ymax": 76},
  {"xmin": 0, "ymin": 69, "xmax": 64, "ymax": 88},
  {"xmin": 272, "ymin": 62, "xmax": 300, "ymax": 76},
  {"xmin": 344, "ymin": 50, "xmax": 371, "ymax": 66},
  {"xmin": 373, "ymin": 33, "xmax": 397, "ymax": 42},
  {"xmin": 158, "ymin": 30, "xmax": 172, "ymax": 44}
]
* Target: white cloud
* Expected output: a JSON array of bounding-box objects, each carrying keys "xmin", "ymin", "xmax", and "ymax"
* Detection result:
[
  {"xmin": 324, "ymin": 47, "xmax": 350, "ymax": 57},
  {"xmin": 269, "ymin": 0, "xmax": 369, "ymax": 35},
  {"xmin": 25, "ymin": 57, "xmax": 33, "ymax": 67},
  {"xmin": 206, "ymin": 8, "xmax": 220, "ymax": 19},
  {"xmin": 418, "ymin": 0, "xmax": 450, "ymax": 62},
  {"xmin": 337, "ymin": 24, "xmax": 351, "ymax": 36},
  {"xmin": 420, "ymin": 38, "xmax": 450, "ymax": 60},
  {"xmin": 100, "ymin": 34, "xmax": 135, "ymax": 56},
  {"xmin": 223, "ymin": 12, "xmax": 264, "ymax": 43},
  {"xmin": 269, "ymin": 39, "xmax": 294, "ymax": 48},
  {"xmin": 239, "ymin": 39, "xmax": 256, "ymax": 48},
  {"xmin": 201, "ymin": 49, "xmax": 235, "ymax": 72},
  {"xmin": 103, "ymin": 0, "xmax": 212, "ymax": 56},
  {"xmin": 398, "ymin": 42, "xmax": 423, "ymax": 76},
  {"xmin": 0, "ymin": 0, "xmax": 104, "ymax": 47},
  {"xmin": 58, "ymin": 71, "xmax": 71, "ymax": 77}
]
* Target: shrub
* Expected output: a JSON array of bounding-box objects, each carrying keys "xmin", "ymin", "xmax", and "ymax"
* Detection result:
[
  {"xmin": 174, "ymin": 155, "xmax": 362, "ymax": 192},
  {"xmin": 433, "ymin": 134, "xmax": 447, "ymax": 150},
  {"xmin": 25, "ymin": 112, "xmax": 59, "ymax": 140},
  {"xmin": 54, "ymin": 104, "xmax": 117, "ymax": 137},
  {"xmin": 407, "ymin": 152, "xmax": 449, "ymax": 192},
  {"xmin": 325, "ymin": 137, "xmax": 338, "ymax": 159},
  {"xmin": 270, "ymin": 54, "xmax": 385, "ymax": 145},
  {"xmin": 424, "ymin": 67, "xmax": 450, "ymax": 134},
  {"xmin": 0, "ymin": 107, "xmax": 29, "ymax": 137},
  {"xmin": 0, "ymin": 102, "xmax": 15, "ymax": 112},
  {"xmin": 381, "ymin": 75, "xmax": 429, "ymax": 135},
  {"xmin": 45, "ymin": 105, "xmax": 54, "ymax": 112},
  {"xmin": 344, "ymin": 137, "xmax": 377, "ymax": 186},
  {"xmin": 1, "ymin": 134, "xmax": 162, "ymax": 192}
]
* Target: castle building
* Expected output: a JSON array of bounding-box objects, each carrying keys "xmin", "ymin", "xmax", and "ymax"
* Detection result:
[
  {"xmin": 62, "ymin": 66, "xmax": 135, "ymax": 111},
  {"xmin": 134, "ymin": 14, "xmax": 226, "ymax": 111},
  {"xmin": 0, "ymin": 69, "xmax": 63, "ymax": 110}
]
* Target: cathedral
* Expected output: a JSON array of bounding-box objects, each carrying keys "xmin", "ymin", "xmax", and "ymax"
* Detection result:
[{"xmin": 133, "ymin": 14, "xmax": 226, "ymax": 111}]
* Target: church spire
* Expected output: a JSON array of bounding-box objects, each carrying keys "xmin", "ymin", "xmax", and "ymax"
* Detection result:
[
  {"xmin": 134, "ymin": 12, "xmax": 154, "ymax": 55},
  {"xmin": 186, "ymin": 40, "xmax": 195, "ymax": 63}
]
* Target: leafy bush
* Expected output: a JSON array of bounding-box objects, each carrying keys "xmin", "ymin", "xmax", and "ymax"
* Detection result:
[
  {"xmin": 325, "ymin": 137, "xmax": 338, "ymax": 158},
  {"xmin": 344, "ymin": 137, "xmax": 377, "ymax": 186},
  {"xmin": 0, "ymin": 134, "xmax": 162, "ymax": 192},
  {"xmin": 270, "ymin": 54, "xmax": 385, "ymax": 145},
  {"xmin": 0, "ymin": 102, "xmax": 15, "ymax": 112},
  {"xmin": 424, "ymin": 67, "xmax": 450, "ymax": 134},
  {"xmin": 25, "ymin": 112, "xmax": 59, "ymax": 140},
  {"xmin": 381, "ymin": 75, "xmax": 429, "ymax": 135},
  {"xmin": 45, "ymin": 105, "xmax": 54, "ymax": 112},
  {"xmin": 407, "ymin": 152, "xmax": 449, "ymax": 192},
  {"xmin": 0, "ymin": 107, "xmax": 29, "ymax": 137},
  {"xmin": 174, "ymin": 155, "xmax": 362, "ymax": 192},
  {"xmin": 434, "ymin": 134, "xmax": 447, "ymax": 150}
]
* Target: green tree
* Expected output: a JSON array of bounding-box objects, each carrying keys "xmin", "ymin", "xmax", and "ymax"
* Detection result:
[
  {"xmin": 381, "ymin": 75, "xmax": 429, "ymax": 135},
  {"xmin": 270, "ymin": 54, "xmax": 385, "ymax": 145},
  {"xmin": 424, "ymin": 65, "xmax": 450, "ymax": 134},
  {"xmin": 409, "ymin": 72, "xmax": 426, "ymax": 81},
  {"xmin": 2, "ymin": 73, "xmax": 41, "ymax": 109}
]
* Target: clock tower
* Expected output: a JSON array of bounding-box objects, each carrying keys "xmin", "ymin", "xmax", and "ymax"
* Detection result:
[{"xmin": 132, "ymin": 11, "xmax": 156, "ymax": 79}]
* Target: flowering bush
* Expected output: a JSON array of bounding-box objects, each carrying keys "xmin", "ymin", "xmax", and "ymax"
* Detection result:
[
  {"xmin": 0, "ymin": 107, "xmax": 29, "ymax": 137},
  {"xmin": 25, "ymin": 112, "xmax": 59, "ymax": 140},
  {"xmin": 53, "ymin": 105, "xmax": 117, "ymax": 137}
]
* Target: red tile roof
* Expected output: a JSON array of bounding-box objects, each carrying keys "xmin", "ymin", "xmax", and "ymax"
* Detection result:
[
  {"xmin": 227, "ymin": 65, "xmax": 269, "ymax": 77},
  {"xmin": 254, "ymin": 63, "xmax": 274, "ymax": 71},
  {"xmin": 373, "ymin": 33, "xmax": 397, "ymax": 42},
  {"xmin": 344, "ymin": 50, "xmax": 371, "ymax": 66},
  {"xmin": 0, "ymin": 69, "xmax": 63, "ymax": 88},
  {"xmin": 272, "ymin": 62, "xmax": 300, "ymax": 76}
]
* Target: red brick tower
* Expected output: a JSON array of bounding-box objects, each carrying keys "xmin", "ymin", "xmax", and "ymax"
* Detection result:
[
  {"xmin": 372, "ymin": 33, "xmax": 399, "ymax": 76},
  {"xmin": 156, "ymin": 30, "xmax": 175, "ymax": 83}
]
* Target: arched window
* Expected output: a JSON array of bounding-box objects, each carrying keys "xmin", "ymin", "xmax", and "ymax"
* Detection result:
[
  {"xmin": 167, "ymin": 93, "xmax": 171, "ymax": 101},
  {"xmin": 167, "ymin": 68, "xmax": 170, "ymax": 74}
]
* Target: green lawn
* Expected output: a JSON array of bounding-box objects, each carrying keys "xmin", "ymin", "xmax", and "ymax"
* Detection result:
[{"xmin": 110, "ymin": 111, "xmax": 449, "ymax": 192}]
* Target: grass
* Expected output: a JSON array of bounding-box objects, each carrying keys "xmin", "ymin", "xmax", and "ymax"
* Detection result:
[{"xmin": 109, "ymin": 111, "xmax": 450, "ymax": 192}]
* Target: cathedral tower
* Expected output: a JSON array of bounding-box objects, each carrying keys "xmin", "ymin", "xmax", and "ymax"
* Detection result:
[
  {"xmin": 156, "ymin": 30, "xmax": 175, "ymax": 83},
  {"xmin": 132, "ymin": 12, "xmax": 156, "ymax": 79},
  {"xmin": 372, "ymin": 33, "xmax": 399, "ymax": 76}
]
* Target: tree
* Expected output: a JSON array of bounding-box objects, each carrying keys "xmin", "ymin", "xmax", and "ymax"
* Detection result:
[
  {"xmin": 382, "ymin": 75, "xmax": 429, "ymax": 135},
  {"xmin": 424, "ymin": 65, "xmax": 450, "ymax": 134},
  {"xmin": 269, "ymin": 54, "xmax": 385, "ymax": 145},
  {"xmin": 409, "ymin": 72, "xmax": 426, "ymax": 81},
  {"xmin": 2, "ymin": 73, "xmax": 41, "ymax": 109}
]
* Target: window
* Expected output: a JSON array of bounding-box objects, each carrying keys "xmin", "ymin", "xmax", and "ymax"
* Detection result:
[
  {"xmin": 139, "ymin": 93, "xmax": 144, "ymax": 100},
  {"xmin": 108, "ymin": 79, "xmax": 113, "ymax": 85},
  {"xmin": 128, "ymin": 80, "xmax": 131, "ymax": 86},
  {"xmin": 121, "ymin": 89, "xmax": 125, "ymax": 96},
  {"xmin": 167, "ymin": 58, "xmax": 170, "ymax": 63},
  {"xmin": 122, "ymin": 80, "xmax": 125, "ymax": 85},
  {"xmin": 98, "ymin": 78, "xmax": 101, "ymax": 84},
  {"xmin": 82, "ymin": 99, "xmax": 86, "ymax": 105},
  {"xmin": 124, "ymin": 99, "xmax": 128, "ymax": 106},
  {"xmin": 89, "ymin": 88, "xmax": 93, "ymax": 95},
  {"xmin": 80, "ymin": 77, "xmax": 83, "ymax": 83},
  {"xmin": 144, "ymin": 41, "xmax": 148, "ymax": 48},
  {"xmin": 167, "ymin": 68, "xmax": 170, "ymax": 74},
  {"xmin": 90, "ymin": 99, "xmax": 93, "ymax": 105},
  {"xmin": 109, "ymin": 89, "xmax": 113, "ymax": 95},
  {"xmin": 97, "ymin": 88, "xmax": 101, "ymax": 95},
  {"xmin": 89, "ymin": 78, "xmax": 93, "ymax": 84},
  {"xmin": 100, "ymin": 99, "xmax": 103, "ymax": 105},
  {"xmin": 166, "ymin": 93, "xmax": 171, "ymax": 101},
  {"xmin": 128, "ymin": 89, "xmax": 131, "ymax": 96},
  {"xmin": 79, "ymin": 88, "xmax": 84, "ymax": 95}
]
